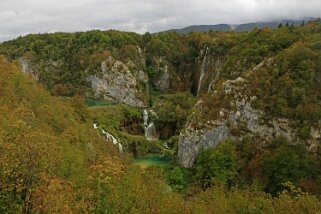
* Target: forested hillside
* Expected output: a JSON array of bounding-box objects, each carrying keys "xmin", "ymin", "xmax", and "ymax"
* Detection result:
[
  {"xmin": 0, "ymin": 20, "xmax": 321, "ymax": 213},
  {"xmin": 0, "ymin": 56, "xmax": 128, "ymax": 212},
  {"xmin": 164, "ymin": 19, "xmax": 313, "ymax": 34}
]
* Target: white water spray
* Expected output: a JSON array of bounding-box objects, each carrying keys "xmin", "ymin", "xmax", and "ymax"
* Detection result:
[
  {"xmin": 118, "ymin": 143, "xmax": 124, "ymax": 153},
  {"xmin": 103, "ymin": 130, "xmax": 118, "ymax": 145},
  {"xmin": 145, "ymin": 122, "xmax": 156, "ymax": 141},
  {"xmin": 143, "ymin": 110, "xmax": 157, "ymax": 141},
  {"xmin": 197, "ymin": 47, "xmax": 209, "ymax": 97},
  {"xmin": 95, "ymin": 124, "xmax": 124, "ymax": 153},
  {"xmin": 143, "ymin": 109, "xmax": 148, "ymax": 127}
]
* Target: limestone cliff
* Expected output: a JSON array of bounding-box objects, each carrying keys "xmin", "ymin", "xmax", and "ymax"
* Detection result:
[
  {"xmin": 177, "ymin": 65, "xmax": 321, "ymax": 168},
  {"xmin": 88, "ymin": 56, "xmax": 145, "ymax": 107},
  {"xmin": 16, "ymin": 42, "xmax": 224, "ymax": 107},
  {"xmin": 18, "ymin": 54, "xmax": 147, "ymax": 107}
]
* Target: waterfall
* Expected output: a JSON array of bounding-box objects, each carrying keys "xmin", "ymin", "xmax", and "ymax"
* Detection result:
[
  {"xmin": 102, "ymin": 129, "xmax": 118, "ymax": 144},
  {"xmin": 118, "ymin": 143, "xmax": 124, "ymax": 153},
  {"xmin": 146, "ymin": 81, "xmax": 150, "ymax": 104},
  {"xmin": 208, "ymin": 80, "xmax": 214, "ymax": 92},
  {"xmin": 97, "ymin": 126, "xmax": 123, "ymax": 153},
  {"xmin": 143, "ymin": 110, "xmax": 157, "ymax": 141},
  {"xmin": 197, "ymin": 47, "xmax": 209, "ymax": 97},
  {"xmin": 207, "ymin": 58, "xmax": 221, "ymax": 92},
  {"xmin": 143, "ymin": 109, "xmax": 148, "ymax": 127},
  {"xmin": 163, "ymin": 142, "xmax": 169, "ymax": 149},
  {"xmin": 103, "ymin": 129, "xmax": 123, "ymax": 152},
  {"xmin": 145, "ymin": 122, "xmax": 156, "ymax": 141}
]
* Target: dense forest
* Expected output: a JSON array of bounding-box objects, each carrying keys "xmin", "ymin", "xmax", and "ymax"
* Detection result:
[{"xmin": 0, "ymin": 20, "xmax": 321, "ymax": 213}]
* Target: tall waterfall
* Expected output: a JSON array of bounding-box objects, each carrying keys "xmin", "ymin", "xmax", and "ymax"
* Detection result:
[
  {"xmin": 207, "ymin": 58, "xmax": 221, "ymax": 92},
  {"xmin": 197, "ymin": 47, "xmax": 209, "ymax": 97},
  {"xmin": 143, "ymin": 110, "xmax": 157, "ymax": 141}
]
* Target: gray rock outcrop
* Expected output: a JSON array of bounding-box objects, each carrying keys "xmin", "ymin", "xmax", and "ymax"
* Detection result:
[
  {"xmin": 177, "ymin": 125, "xmax": 229, "ymax": 168},
  {"xmin": 154, "ymin": 57, "xmax": 171, "ymax": 92},
  {"xmin": 177, "ymin": 72, "xmax": 320, "ymax": 168},
  {"xmin": 88, "ymin": 56, "xmax": 145, "ymax": 107}
]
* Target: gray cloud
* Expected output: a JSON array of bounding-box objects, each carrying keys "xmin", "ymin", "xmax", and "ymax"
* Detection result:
[{"xmin": 1, "ymin": 0, "xmax": 320, "ymax": 41}]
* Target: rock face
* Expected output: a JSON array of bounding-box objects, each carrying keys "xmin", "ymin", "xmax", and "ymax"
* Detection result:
[
  {"xmin": 148, "ymin": 48, "xmax": 225, "ymax": 94},
  {"xmin": 156, "ymin": 65, "xmax": 170, "ymax": 92},
  {"xmin": 177, "ymin": 125, "xmax": 229, "ymax": 168},
  {"xmin": 19, "ymin": 57, "xmax": 64, "ymax": 81},
  {"xmin": 195, "ymin": 47, "xmax": 225, "ymax": 96},
  {"xmin": 88, "ymin": 56, "xmax": 145, "ymax": 107},
  {"xmin": 19, "ymin": 58, "xmax": 40, "ymax": 80},
  {"xmin": 18, "ymin": 55, "xmax": 147, "ymax": 107},
  {"xmin": 177, "ymin": 77, "xmax": 249, "ymax": 167},
  {"xmin": 177, "ymin": 72, "xmax": 321, "ymax": 168},
  {"xmin": 17, "ymin": 46, "xmax": 226, "ymax": 105},
  {"xmin": 154, "ymin": 57, "xmax": 171, "ymax": 92}
]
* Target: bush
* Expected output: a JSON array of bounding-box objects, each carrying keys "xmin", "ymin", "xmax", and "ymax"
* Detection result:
[{"xmin": 195, "ymin": 140, "xmax": 239, "ymax": 188}]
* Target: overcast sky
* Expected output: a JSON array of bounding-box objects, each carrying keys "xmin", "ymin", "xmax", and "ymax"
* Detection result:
[{"xmin": 1, "ymin": 0, "xmax": 320, "ymax": 42}]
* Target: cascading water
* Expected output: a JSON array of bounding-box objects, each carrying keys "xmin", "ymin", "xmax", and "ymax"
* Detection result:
[
  {"xmin": 143, "ymin": 110, "xmax": 157, "ymax": 141},
  {"xmin": 145, "ymin": 122, "xmax": 156, "ymax": 141},
  {"xmin": 95, "ymin": 124, "xmax": 124, "ymax": 153},
  {"xmin": 207, "ymin": 58, "xmax": 221, "ymax": 92},
  {"xmin": 102, "ymin": 129, "xmax": 118, "ymax": 144},
  {"xmin": 117, "ymin": 143, "xmax": 124, "ymax": 153},
  {"xmin": 102, "ymin": 129, "xmax": 124, "ymax": 153},
  {"xmin": 143, "ymin": 109, "xmax": 148, "ymax": 128},
  {"xmin": 163, "ymin": 142, "xmax": 169, "ymax": 149},
  {"xmin": 197, "ymin": 47, "xmax": 209, "ymax": 97}
]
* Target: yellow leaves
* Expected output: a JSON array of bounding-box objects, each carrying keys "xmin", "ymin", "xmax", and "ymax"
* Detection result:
[
  {"xmin": 89, "ymin": 156, "xmax": 126, "ymax": 184},
  {"xmin": 0, "ymin": 118, "xmax": 62, "ymax": 189},
  {"xmin": 52, "ymin": 84, "xmax": 73, "ymax": 97},
  {"xmin": 175, "ymin": 104, "xmax": 183, "ymax": 116},
  {"xmin": 107, "ymin": 167, "xmax": 185, "ymax": 214},
  {"xmin": 61, "ymin": 126, "xmax": 80, "ymax": 144},
  {"xmin": 273, "ymin": 188, "xmax": 321, "ymax": 214},
  {"xmin": 0, "ymin": 58, "xmax": 116, "ymax": 212},
  {"xmin": 31, "ymin": 173, "xmax": 75, "ymax": 214}
]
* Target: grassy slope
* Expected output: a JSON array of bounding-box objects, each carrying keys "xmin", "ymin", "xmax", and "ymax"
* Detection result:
[{"xmin": 0, "ymin": 56, "xmax": 125, "ymax": 213}]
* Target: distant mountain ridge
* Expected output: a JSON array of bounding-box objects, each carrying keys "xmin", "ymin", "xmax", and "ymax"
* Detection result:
[{"xmin": 164, "ymin": 18, "xmax": 318, "ymax": 33}]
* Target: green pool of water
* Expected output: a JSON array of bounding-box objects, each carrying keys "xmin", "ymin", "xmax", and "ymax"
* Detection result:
[
  {"xmin": 86, "ymin": 98, "xmax": 116, "ymax": 107},
  {"xmin": 132, "ymin": 154, "xmax": 169, "ymax": 169}
]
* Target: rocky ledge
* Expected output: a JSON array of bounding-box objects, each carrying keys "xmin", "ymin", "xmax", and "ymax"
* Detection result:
[
  {"xmin": 177, "ymin": 75, "xmax": 321, "ymax": 168},
  {"xmin": 88, "ymin": 56, "xmax": 145, "ymax": 107}
]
